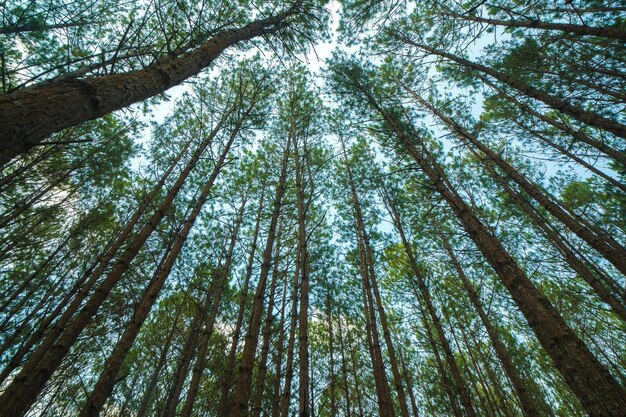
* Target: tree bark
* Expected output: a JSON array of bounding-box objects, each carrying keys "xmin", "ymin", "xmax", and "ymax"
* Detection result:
[
  {"xmin": 0, "ymin": 5, "xmax": 299, "ymax": 164},
  {"xmin": 348, "ymin": 77, "xmax": 626, "ymax": 416},
  {"xmin": 229, "ymin": 139, "xmax": 290, "ymax": 417}
]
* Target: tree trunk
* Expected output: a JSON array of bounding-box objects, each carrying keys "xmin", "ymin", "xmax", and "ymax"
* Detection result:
[
  {"xmin": 439, "ymin": 231, "xmax": 554, "ymax": 417},
  {"xmin": 217, "ymin": 182, "xmax": 266, "ymax": 416},
  {"xmin": 445, "ymin": 11, "xmax": 626, "ymax": 40},
  {"xmin": 407, "ymin": 88, "xmax": 626, "ymax": 277},
  {"xmin": 79, "ymin": 128, "xmax": 238, "ymax": 417},
  {"xmin": 0, "ymin": 112, "xmax": 229, "ymax": 417},
  {"xmin": 229, "ymin": 139, "xmax": 290, "ymax": 417},
  {"xmin": 395, "ymin": 38, "xmax": 626, "ymax": 141},
  {"xmin": 179, "ymin": 202, "xmax": 246, "ymax": 417},
  {"xmin": 358, "ymin": 84, "xmax": 626, "ymax": 416},
  {"xmin": 0, "ymin": 6, "xmax": 300, "ymax": 164}
]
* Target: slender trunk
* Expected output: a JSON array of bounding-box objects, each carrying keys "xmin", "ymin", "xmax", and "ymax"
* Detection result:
[
  {"xmin": 407, "ymin": 89, "xmax": 626, "ymax": 277},
  {"xmin": 415, "ymin": 296, "xmax": 463, "ymax": 417},
  {"xmin": 440, "ymin": 232, "xmax": 554, "ymax": 417},
  {"xmin": 0, "ymin": 116, "xmax": 224, "ymax": 417},
  {"xmin": 79, "ymin": 129, "xmax": 237, "ymax": 417},
  {"xmin": 358, "ymin": 85, "xmax": 626, "ymax": 416},
  {"xmin": 0, "ymin": 131, "xmax": 194, "ymax": 383},
  {"xmin": 382, "ymin": 190, "xmax": 476, "ymax": 417},
  {"xmin": 229, "ymin": 139, "xmax": 290, "ymax": 417},
  {"xmin": 251, "ymin": 219, "xmax": 283, "ymax": 417},
  {"xmin": 217, "ymin": 182, "xmax": 266, "ymax": 416},
  {"xmin": 0, "ymin": 6, "xmax": 299, "ymax": 164},
  {"xmin": 280, "ymin": 247, "xmax": 301, "ymax": 417},
  {"xmin": 396, "ymin": 38, "xmax": 626, "ymax": 141},
  {"xmin": 180, "ymin": 203, "xmax": 245, "ymax": 417},
  {"xmin": 341, "ymin": 137, "xmax": 395, "ymax": 417},
  {"xmin": 135, "ymin": 304, "xmax": 183, "ymax": 417},
  {"xmin": 445, "ymin": 11, "xmax": 626, "ymax": 40},
  {"xmin": 326, "ymin": 289, "xmax": 338, "ymax": 417},
  {"xmin": 271, "ymin": 263, "xmax": 290, "ymax": 417},
  {"xmin": 293, "ymin": 133, "xmax": 311, "ymax": 417},
  {"xmin": 475, "ymin": 72, "xmax": 626, "ymax": 166},
  {"xmin": 337, "ymin": 317, "xmax": 353, "ymax": 417}
]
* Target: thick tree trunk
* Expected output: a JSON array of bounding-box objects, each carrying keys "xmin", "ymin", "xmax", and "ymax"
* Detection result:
[
  {"xmin": 0, "ymin": 6, "xmax": 298, "ymax": 164},
  {"xmin": 359, "ymin": 86, "xmax": 626, "ymax": 416}
]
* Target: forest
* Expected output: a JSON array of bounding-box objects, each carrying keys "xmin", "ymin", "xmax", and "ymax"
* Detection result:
[{"xmin": 0, "ymin": 0, "xmax": 624, "ymax": 416}]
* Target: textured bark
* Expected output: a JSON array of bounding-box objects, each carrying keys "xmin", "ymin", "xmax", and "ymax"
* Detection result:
[
  {"xmin": 217, "ymin": 183, "xmax": 266, "ymax": 416},
  {"xmin": 78, "ymin": 127, "xmax": 238, "ymax": 417},
  {"xmin": 445, "ymin": 11, "xmax": 626, "ymax": 40},
  {"xmin": 396, "ymin": 38, "xmax": 626, "ymax": 140},
  {"xmin": 355, "ymin": 82, "xmax": 626, "ymax": 416},
  {"xmin": 0, "ymin": 6, "xmax": 298, "ymax": 164},
  {"xmin": 0, "ymin": 117, "xmax": 224, "ymax": 417},
  {"xmin": 440, "ymin": 233, "xmax": 553, "ymax": 417},
  {"xmin": 229, "ymin": 139, "xmax": 290, "ymax": 417},
  {"xmin": 409, "ymin": 91, "xmax": 626, "ymax": 277}
]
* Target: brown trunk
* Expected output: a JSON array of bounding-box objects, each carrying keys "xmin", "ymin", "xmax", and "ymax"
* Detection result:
[
  {"xmin": 475, "ymin": 72, "xmax": 626, "ymax": 167},
  {"xmin": 382, "ymin": 190, "xmax": 476, "ymax": 417},
  {"xmin": 415, "ymin": 298, "xmax": 463, "ymax": 417},
  {"xmin": 337, "ymin": 317, "xmax": 353, "ymax": 417},
  {"xmin": 78, "ymin": 128, "xmax": 237, "ymax": 417},
  {"xmin": 440, "ymin": 232, "xmax": 553, "ymax": 417},
  {"xmin": 340, "ymin": 136, "xmax": 395, "ymax": 417},
  {"xmin": 271, "ymin": 261, "xmax": 290, "ymax": 417},
  {"xmin": 0, "ymin": 6, "xmax": 299, "ymax": 164},
  {"xmin": 250, "ymin": 219, "xmax": 283, "ymax": 417},
  {"xmin": 445, "ymin": 11, "xmax": 626, "ymax": 40},
  {"xmin": 135, "ymin": 304, "xmax": 183, "ymax": 417},
  {"xmin": 229, "ymin": 139, "xmax": 290, "ymax": 417},
  {"xmin": 357, "ymin": 84, "xmax": 626, "ymax": 416},
  {"xmin": 0, "ymin": 113, "xmax": 227, "ymax": 417},
  {"xmin": 180, "ymin": 203, "xmax": 245, "ymax": 417},
  {"xmin": 326, "ymin": 289, "xmax": 338, "ymax": 417},
  {"xmin": 280, "ymin": 249, "xmax": 301, "ymax": 417},
  {"xmin": 293, "ymin": 132, "xmax": 311, "ymax": 417},
  {"xmin": 396, "ymin": 38, "xmax": 626, "ymax": 141},
  {"xmin": 407, "ymin": 89, "xmax": 626, "ymax": 277},
  {"xmin": 217, "ymin": 182, "xmax": 266, "ymax": 416}
]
